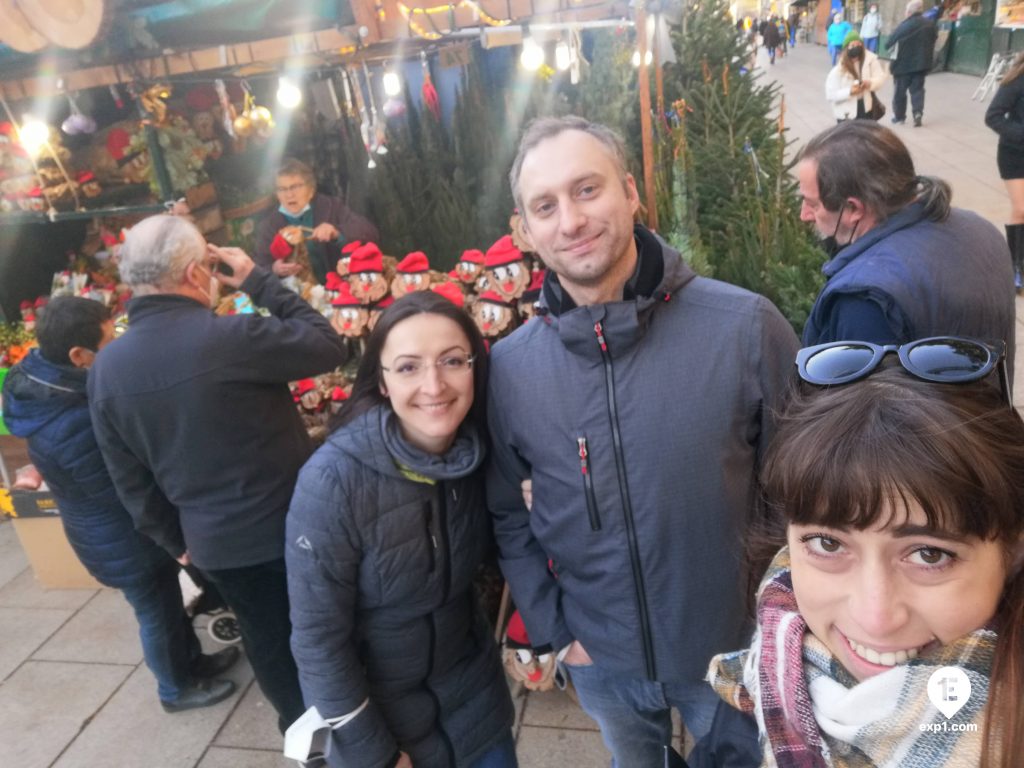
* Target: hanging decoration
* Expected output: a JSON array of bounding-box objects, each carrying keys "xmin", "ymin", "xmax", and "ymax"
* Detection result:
[
  {"xmin": 396, "ymin": 0, "xmax": 511, "ymax": 41},
  {"xmin": 138, "ymin": 83, "xmax": 173, "ymax": 126},
  {"xmin": 214, "ymin": 79, "xmax": 236, "ymax": 139},
  {"xmin": 421, "ymin": 52, "xmax": 441, "ymax": 121},
  {"xmin": 232, "ymin": 83, "xmax": 275, "ymax": 139},
  {"xmin": 61, "ymin": 93, "xmax": 97, "ymax": 136},
  {"xmin": 351, "ymin": 65, "xmax": 377, "ymax": 169},
  {"xmin": 361, "ymin": 62, "xmax": 388, "ymax": 159}
]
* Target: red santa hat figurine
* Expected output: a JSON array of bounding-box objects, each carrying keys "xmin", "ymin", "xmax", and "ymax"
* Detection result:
[
  {"xmin": 471, "ymin": 290, "xmax": 517, "ymax": 340},
  {"xmin": 330, "ymin": 282, "xmax": 370, "ymax": 338},
  {"xmin": 483, "ymin": 236, "xmax": 530, "ymax": 302},
  {"xmin": 518, "ymin": 269, "xmax": 545, "ymax": 322},
  {"xmin": 391, "ymin": 251, "xmax": 431, "ymax": 299},
  {"xmin": 346, "ymin": 243, "xmax": 389, "ymax": 304},
  {"xmin": 337, "ymin": 239, "xmax": 363, "ymax": 277},
  {"xmin": 451, "ymin": 249, "xmax": 485, "ymax": 286}
]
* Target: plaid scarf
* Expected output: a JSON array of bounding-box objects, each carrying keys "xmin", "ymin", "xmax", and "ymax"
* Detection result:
[{"xmin": 708, "ymin": 548, "xmax": 995, "ymax": 767}]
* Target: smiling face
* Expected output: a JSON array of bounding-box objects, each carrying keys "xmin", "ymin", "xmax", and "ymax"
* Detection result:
[
  {"xmin": 516, "ymin": 130, "xmax": 639, "ymax": 303},
  {"xmin": 379, "ymin": 313, "xmax": 475, "ymax": 455},
  {"xmin": 487, "ymin": 261, "xmax": 530, "ymax": 301},
  {"xmin": 275, "ymin": 173, "xmax": 314, "ymax": 216},
  {"xmin": 788, "ymin": 501, "xmax": 1009, "ymax": 682}
]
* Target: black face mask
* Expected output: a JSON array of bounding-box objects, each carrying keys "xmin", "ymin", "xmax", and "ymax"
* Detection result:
[
  {"xmin": 821, "ymin": 203, "xmax": 859, "ymax": 259},
  {"xmin": 848, "ymin": 46, "xmax": 864, "ymax": 59}
]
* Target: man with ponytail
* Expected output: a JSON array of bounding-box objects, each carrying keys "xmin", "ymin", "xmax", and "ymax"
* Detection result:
[{"xmin": 796, "ymin": 121, "xmax": 1016, "ymax": 380}]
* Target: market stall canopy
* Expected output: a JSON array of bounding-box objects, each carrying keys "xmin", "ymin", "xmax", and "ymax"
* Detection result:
[{"xmin": 0, "ymin": 0, "xmax": 356, "ymax": 73}]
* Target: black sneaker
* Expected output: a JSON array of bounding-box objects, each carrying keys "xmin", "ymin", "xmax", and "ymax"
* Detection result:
[
  {"xmin": 161, "ymin": 678, "xmax": 236, "ymax": 713},
  {"xmin": 913, "ymin": 113, "xmax": 923, "ymax": 127},
  {"xmin": 891, "ymin": 116, "xmax": 905, "ymax": 125},
  {"xmin": 189, "ymin": 647, "xmax": 241, "ymax": 679}
]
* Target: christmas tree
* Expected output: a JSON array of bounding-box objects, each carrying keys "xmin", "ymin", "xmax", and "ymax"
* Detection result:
[{"xmin": 664, "ymin": 0, "xmax": 823, "ymax": 331}]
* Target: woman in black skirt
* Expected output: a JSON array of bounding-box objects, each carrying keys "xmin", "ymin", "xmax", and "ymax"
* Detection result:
[{"xmin": 985, "ymin": 52, "xmax": 1024, "ymax": 292}]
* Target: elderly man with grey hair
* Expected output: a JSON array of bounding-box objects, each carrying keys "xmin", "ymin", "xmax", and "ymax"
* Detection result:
[
  {"xmin": 89, "ymin": 215, "xmax": 347, "ymax": 735},
  {"xmin": 885, "ymin": 0, "xmax": 938, "ymax": 127}
]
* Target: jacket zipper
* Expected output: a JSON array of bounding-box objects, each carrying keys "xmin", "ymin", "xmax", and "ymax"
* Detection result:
[
  {"xmin": 577, "ymin": 437, "xmax": 602, "ymax": 531},
  {"xmin": 424, "ymin": 482, "xmax": 456, "ymax": 766},
  {"xmin": 594, "ymin": 321, "xmax": 656, "ymax": 680},
  {"xmin": 424, "ymin": 502, "xmax": 437, "ymax": 573}
]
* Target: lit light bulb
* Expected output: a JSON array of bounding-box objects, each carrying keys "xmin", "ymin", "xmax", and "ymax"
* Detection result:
[
  {"xmin": 18, "ymin": 116, "xmax": 50, "ymax": 157},
  {"xmin": 631, "ymin": 49, "xmax": 653, "ymax": 67},
  {"xmin": 555, "ymin": 41, "xmax": 571, "ymax": 71},
  {"xmin": 276, "ymin": 77, "xmax": 302, "ymax": 109},
  {"xmin": 383, "ymin": 72, "xmax": 402, "ymax": 97},
  {"xmin": 520, "ymin": 37, "xmax": 545, "ymax": 71}
]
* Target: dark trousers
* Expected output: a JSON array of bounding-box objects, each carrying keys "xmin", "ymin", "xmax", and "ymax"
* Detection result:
[
  {"xmin": 201, "ymin": 557, "xmax": 305, "ymax": 732},
  {"xmin": 120, "ymin": 561, "xmax": 200, "ymax": 701},
  {"xmin": 892, "ymin": 71, "xmax": 926, "ymax": 120}
]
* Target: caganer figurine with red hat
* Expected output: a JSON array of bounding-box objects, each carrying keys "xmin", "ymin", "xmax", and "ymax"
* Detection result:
[
  {"xmin": 518, "ymin": 269, "xmax": 546, "ymax": 322},
  {"xmin": 450, "ymin": 249, "xmax": 485, "ymax": 287},
  {"xmin": 336, "ymin": 239, "xmax": 362, "ymax": 277},
  {"xmin": 346, "ymin": 242, "xmax": 389, "ymax": 304},
  {"xmin": 390, "ymin": 251, "xmax": 432, "ymax": 299},
  {"xmin": 330, "ymin": 282, "xmax": 369, "ymax": 338},
  {"xmin": 366, "ymin": 294, "xmax": 394, "ymax": 332},
  {"xmin": 483, "ymin": 235, "xmax": 531, "ymax": 302},
  {"xmin": 471, "ymin": 290, "xmax": 517, "ymax": 340}
]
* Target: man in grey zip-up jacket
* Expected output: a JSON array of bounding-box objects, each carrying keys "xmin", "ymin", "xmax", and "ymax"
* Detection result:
[{"xmin": 487, "ymin": 117, "xmax": 799, "ymax": 766}]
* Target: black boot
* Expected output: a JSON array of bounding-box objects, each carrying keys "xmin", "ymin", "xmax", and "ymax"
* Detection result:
[{"xmin": 1005, "ymin": 224, "xmax": 1024, "ymax": 293}]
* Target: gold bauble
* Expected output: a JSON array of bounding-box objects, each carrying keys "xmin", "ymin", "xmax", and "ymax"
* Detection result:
[
  {"xmin": 249, "ymin": 106, "xmax": 273, "ymax": 130},
  {"xmin": 233, "ymin": 114, "xmax": 253, "ymax": 137}
]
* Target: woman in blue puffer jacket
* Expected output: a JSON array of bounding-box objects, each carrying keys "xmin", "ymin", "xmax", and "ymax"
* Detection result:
[{"xmin": 286, "ymin": 291, "xmax": 515, "ymax": 768}]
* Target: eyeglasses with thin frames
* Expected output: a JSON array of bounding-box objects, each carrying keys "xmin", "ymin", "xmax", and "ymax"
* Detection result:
[
  {"xmin": 381, "ymin": 354, "xmax": 476, "ymax": 381},
  {"xmin": 276, "ymin": 183, "xmax": 307, "ymax": 195}
]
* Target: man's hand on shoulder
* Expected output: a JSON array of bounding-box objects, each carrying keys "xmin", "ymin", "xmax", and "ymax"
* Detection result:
[{"xmin": 209, "ymin": 244, "xmax": 255, "ymax": 289}]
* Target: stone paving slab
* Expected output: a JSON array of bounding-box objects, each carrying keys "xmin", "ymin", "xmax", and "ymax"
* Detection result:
[
  {"xmin": 0, "ymin": 569, "xmax": 98, "ymax": 611},
  {"xmin": 515, "ymin": 724, "xmax": 611, "ymax": 765},
  {"xmin": 0, "ymin": 606, "xmax": 75, "ymax": 681},
  {"xmin": 33, "ymin": 589, "xmax": 142, "ymax": 665},
  {"xmin": 213, "ymin": 679, "xmax": 284, "ymax": 752},
  {"xmin": 0, "ymin": 520, "xmax": 29, "ymax": 590},
  {"xmin": 0, "ymin": 660, "xmax": 132, "ymax": 768},
  {"xmin": 196, "ymin": 746, "xmax": 292, "ymax": 768},
  {"xmin": 51, "ymin": 661, "xmax": 247, "ymax": 768}
]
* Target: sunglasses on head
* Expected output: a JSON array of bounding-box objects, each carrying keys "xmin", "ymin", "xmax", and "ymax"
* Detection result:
[{"xmin": 796, "ymin": 336, "xmax": 1011, "ymax": 405}]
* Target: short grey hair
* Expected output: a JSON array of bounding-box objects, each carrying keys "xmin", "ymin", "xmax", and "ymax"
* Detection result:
[
  {"xmin": 509, "ymin": 116, "xmax": 631, "ymax": 211},
  {"xmin": 906, "ymin": 0, "xmax": 924, "ymax": 14},
  {"xmin": 118, "ymin": 214, "xmax": 206, "ymax": 294}
]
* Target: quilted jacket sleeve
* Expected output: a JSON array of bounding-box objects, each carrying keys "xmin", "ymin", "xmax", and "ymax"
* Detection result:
[{"xmin": 286, "ymin": 459, "xmax": 399, "ymax": 768}]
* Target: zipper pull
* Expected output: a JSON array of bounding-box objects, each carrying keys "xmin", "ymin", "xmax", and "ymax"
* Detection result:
[
  {"xmin": 431, "ymin": 534, "xmax": 438, "ymax": 550},
  {"xmin": 594, "ymin": 322, "xmax": 607, "ymax": 352},
  {"xmin": 577, "ymin": 437, "xmax": 589, "ymax": 475}
]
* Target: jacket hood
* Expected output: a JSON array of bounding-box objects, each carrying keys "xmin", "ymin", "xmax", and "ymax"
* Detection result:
[
  {"xmin": 329, "ymin": 405, "xmax": 484, "ymax": 481},
  {"xmin": 2, "ymin": 349, "xmax": 88, "ymax": 440}
]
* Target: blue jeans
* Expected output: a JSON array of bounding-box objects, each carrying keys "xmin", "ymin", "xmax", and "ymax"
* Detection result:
[
  {"xmin": 828, "ymin": 44, "xmax": 839, "ymax": 65},
  {"xmin": 567, "ymin": 662, "xmax": 720, "ymax": 768},
  {"xmin": 120, "ymin": 561, "xmax": 200, "ymax": 701},
  {"xmin": 864, "ymin": 36, "xmax": 879, "ymax": 53},
  {"xmin": 201, "ymin": 557, "xmax": 306, "ymax": 733},
  {"xmin": 469, "ymin": 732, "xmax": 518, "ymax": 768}
]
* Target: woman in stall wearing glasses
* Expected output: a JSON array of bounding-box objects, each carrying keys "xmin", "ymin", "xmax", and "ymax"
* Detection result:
[
  {"xmin": 254, "ymin": 157, "xmax": 379, "ymax": 283},
  {"xmin": 707, "ymin": 338, "xmax": 1023, "ymax": 768},
  {"xmin": 285, "ymin": 291, "xmax": 515, "ymax": 768}
]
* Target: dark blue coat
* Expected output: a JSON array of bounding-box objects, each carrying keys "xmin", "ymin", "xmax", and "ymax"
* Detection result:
[{"xmin": 2, "ymin": 349, "xmax": 170, "ymax": 587}]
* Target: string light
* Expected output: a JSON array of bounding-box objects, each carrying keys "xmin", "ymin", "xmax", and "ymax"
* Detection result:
[
  {"xmin": 555, "ymin": 41, "xmax": 571, "ymax": 70},
  {"xmin": 383, "ymin": 71, "xmax": 402, "ymax": 97},
  {"xmin": 396, "ymin": 0, "xmax": 511, "ymax": 40},
  {"xmin": 18, "ymin": 115, "xmax": 50, "ymax": 157},
  {"xmin": 520, "ymin": 35, "xmax": 544, "ymax": 70},
  {"xmin": 276, "ymin": 76, "xmax": 302, "ymax": 108}
]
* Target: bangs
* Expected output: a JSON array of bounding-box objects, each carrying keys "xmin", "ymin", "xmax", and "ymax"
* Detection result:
[{"xmin": 763, "ymin": 374, "xmax": 1024, "ymax": 545}]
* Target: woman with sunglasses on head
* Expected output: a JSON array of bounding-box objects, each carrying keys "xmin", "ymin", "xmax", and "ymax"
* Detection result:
[
  {"xmin": 285, "ymin": 291, "xmax": 515, "ymax": 768},
  {"xmin": 708, "ymin": 337, "xmax": 1023, "ymax": 768}
]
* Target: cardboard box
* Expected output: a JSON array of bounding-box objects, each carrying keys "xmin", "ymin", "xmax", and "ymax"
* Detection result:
[{"xmin": 10, "ymin": 517, "xmax": 102, "ymax": 589}]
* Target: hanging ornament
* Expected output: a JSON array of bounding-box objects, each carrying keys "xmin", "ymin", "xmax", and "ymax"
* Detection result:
[
  {"xmin": 61, "ymin": 93, "xmax": 97, "ymax": 135},
  {"xmin": 352, "ymin": 65, "xmax": 377, "ymax": 169},
  {"xmin": 214, "ymin": 79, "xmax": 236, "ymax": 138},
  {"xmin": 361, "ymin": 62, "xmax": 387, "ymax": 157},
  {"xmin": 109, "ymin": 84, "xmax": 125, "ymax": 110},
  {"xmin": 420, "ymin": 52, "xmax": 441, "ymax": 121}
]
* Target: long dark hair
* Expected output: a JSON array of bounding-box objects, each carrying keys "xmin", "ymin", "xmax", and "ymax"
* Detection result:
[
  {"xmin": 757, "ymin": 367, "xmax": 1024, "ymax": 768},
  {"xmin": 333, "ymin": 291, "xmax": 490, "ymax": 439}
]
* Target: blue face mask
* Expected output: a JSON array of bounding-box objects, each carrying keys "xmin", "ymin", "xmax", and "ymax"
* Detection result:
[{"xmin": 279, "ymin": 203, "xmax": 311, "ymax": 218}]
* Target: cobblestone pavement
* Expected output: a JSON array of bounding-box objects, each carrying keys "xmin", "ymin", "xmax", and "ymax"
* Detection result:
[{"xmin": 0, "ymin": 39, "xmax": 1016, "ymax": 768}]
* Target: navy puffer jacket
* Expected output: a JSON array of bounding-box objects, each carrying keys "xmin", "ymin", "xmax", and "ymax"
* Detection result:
[
  {"xmin": 2, "ymin": 349, "xmax": 170, "ymax": 587},
  {"xmin": 286, "ymin": 406, "xmax": 513, "ymax": 768}
]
